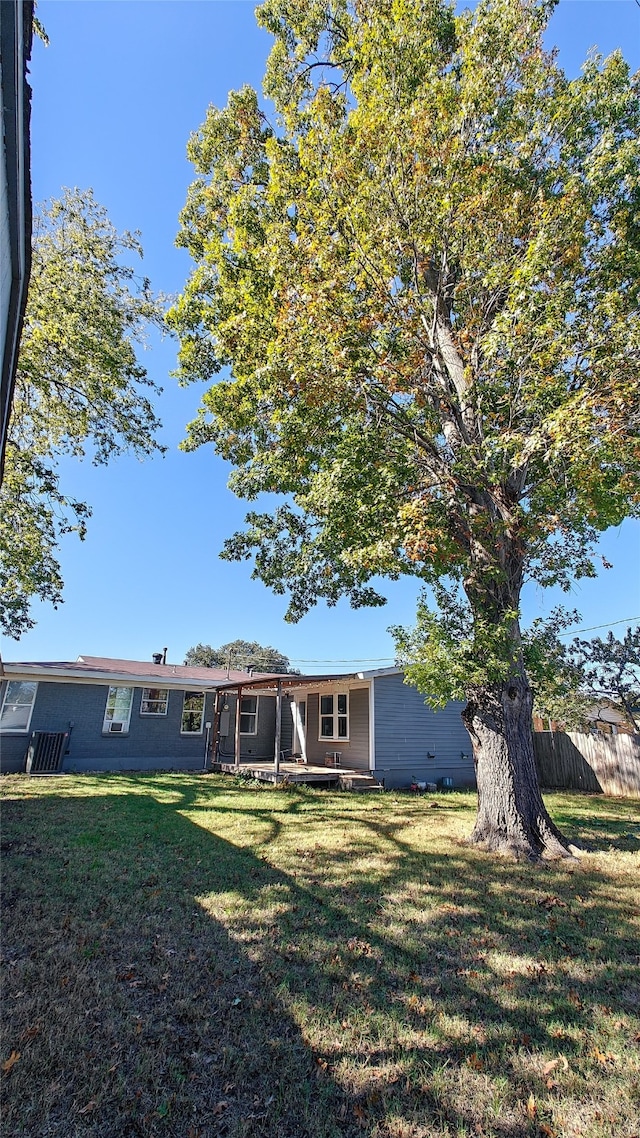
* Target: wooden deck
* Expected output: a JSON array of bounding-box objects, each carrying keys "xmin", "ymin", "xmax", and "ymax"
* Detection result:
[{"xmin": 212, "ymin": 760, "xmax": 382, "ymax": 790}]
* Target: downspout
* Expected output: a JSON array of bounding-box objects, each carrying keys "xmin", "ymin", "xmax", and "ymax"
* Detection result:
[
  {"xmin": 274, "ymin": 679, "xmax": 282, "ymax": 780},
  {"xmin": 234, "ymin": 685, "xmax": 242, "ymax": 771}
]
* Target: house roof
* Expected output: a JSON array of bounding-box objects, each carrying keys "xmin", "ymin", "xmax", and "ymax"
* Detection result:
[
  {"xmin": 0, "ymin": 656, "xmax": 403, "ymax": 693},
  {"xmin": 0, "ymin": 655, "xmax": 284, "ymax": 690}
]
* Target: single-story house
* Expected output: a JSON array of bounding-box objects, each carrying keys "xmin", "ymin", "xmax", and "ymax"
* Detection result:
[
  {"xmin": 1, "ymin": 0, "xmax": 33, "ymax": 483},
  {"xmin": 533, "ymin": 697, "xmax": 639, "ymax": 737},
  {"xmin": 0, "ymin": 655, "xmax": 288, "ymax": 775},
  {"xmin": 0, "ymin": 655, "xmax": 476, "ymax": 788}
]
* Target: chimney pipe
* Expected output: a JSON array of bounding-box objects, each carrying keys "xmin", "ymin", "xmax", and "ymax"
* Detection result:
[{"xmin": 162, "ymin": 647, "xmax": 167, "ymax": 665}]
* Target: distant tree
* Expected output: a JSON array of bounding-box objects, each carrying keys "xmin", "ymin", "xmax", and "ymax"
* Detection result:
[
  {"xmin": 526, "ymin": 611, "xmax": 592, "ymax": 730},
  {"xmin": 0, "ymin": 189, "xmax": 166, "ymax": 638},
  {"xmin": 569, "ymin": 628, "xmax": 640, "ymax": 732},
  {"xmin": 184, "ymin": 639, "xmax": 297, "ymax": 673}
]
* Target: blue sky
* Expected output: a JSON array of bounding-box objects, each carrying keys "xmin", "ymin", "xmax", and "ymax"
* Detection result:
[{"xmin": 3, "ymin": 0, "xmax": 639, "ymax": 671}]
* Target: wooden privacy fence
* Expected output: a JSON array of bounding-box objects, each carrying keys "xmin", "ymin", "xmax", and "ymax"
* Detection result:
[{"xmin": 533, "ymin": 731, "xmax": 640, "ymax": 798}]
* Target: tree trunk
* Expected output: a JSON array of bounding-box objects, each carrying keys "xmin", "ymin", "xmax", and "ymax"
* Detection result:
[{"xmin": 462, "ymin": 671, "xmax": 575, "ymax": 860}]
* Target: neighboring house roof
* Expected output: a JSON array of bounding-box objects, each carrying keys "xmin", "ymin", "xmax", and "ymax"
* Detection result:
[
  {"xmin": 1, "ymin": 655, "xmax": 283, "ymax": 690},
  {"xmin": 0, "ymin": 0, "xmax": 33, "ymax": 484}
]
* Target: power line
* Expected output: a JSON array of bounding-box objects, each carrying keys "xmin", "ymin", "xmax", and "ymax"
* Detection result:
[
  {"xmin": 557, "ymin": 617, "xmax": 639, "ymax": 638},
  {"xmin": 288, "ymin": 657, "xmax": 395, "ymax": 664},
  {"xmin": 285, "ymin": 617, "xmax": 640, "ymax": 664}
]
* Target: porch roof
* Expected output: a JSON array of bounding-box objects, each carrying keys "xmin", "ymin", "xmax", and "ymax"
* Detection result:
[{"xmin": 213, "ymin": 668, "xmax": 401, "ymax": 694}]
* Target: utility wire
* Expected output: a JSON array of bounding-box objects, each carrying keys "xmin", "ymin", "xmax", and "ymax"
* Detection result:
[
  {"xmin": 286, "ymin": 617, "xmax": 640, "ymax": 664},
  {"xmin": 556, "ymin": 617, "xmax": 639, "ymax": 638}
]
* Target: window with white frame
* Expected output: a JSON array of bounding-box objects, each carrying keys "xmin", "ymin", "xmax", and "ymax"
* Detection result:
[
  {"xmin": 0, "ymin": 681, "xmax": 38, "ymax": 732},
  {"xmin": 103, "ymin": 687, "xmax": 134, "ymax": 734},
  {"xmin": 181, "ymin": 691, "xmax": 205, "ymax": 734},
  {"xmin": 319, "ymin": 691, "xmax": 349, "ymax": 740},
  {"xmin": 240, "ymin": 695, "xmax": 258, "ymax": 735},
  {"xmin": 140, "ymin": 687, "xmax": 169, "ymax": 716}
]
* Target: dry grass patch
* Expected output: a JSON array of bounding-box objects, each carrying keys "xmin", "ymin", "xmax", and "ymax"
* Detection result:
[{"xmin": 1, "ymin": 774, "xmax": 639, "ymax": 1137}]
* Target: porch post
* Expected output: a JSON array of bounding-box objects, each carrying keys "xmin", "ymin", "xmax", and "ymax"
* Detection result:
[
  {"xmin": 234, "ymin": 685, "xmax": 242, "ymax": 771},
  {"xmin": 211, "ymin": 689, "xmax": 221, "ymax": 766},
  {"xmin": 274, "ymin": 680, "xmax": 282, "ymax": 778}
]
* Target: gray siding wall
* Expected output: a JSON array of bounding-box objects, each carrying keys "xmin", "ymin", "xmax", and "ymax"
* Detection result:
[
  {"xmin": 304, "ymin": 687, "xmax": 370, "ymax": 770},
  {"xmin": 216, "ymin": 692, "xmax": 284, "ymax": 763},
  {"xmin": 373, "ymin": 673, "xmax": 475, "ymax": 789},
  {"xmin": 0, "ymin": 680, "xmax": 216, "ymax": 774}
]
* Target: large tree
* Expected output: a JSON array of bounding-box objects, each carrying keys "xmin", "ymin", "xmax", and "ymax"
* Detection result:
[
  {"xmin": 169, "ymin": 0, "xmax": 640, "ymax": 857},
  {"xmin": 184, "ymin": 639, "xmax": 296, "ymax": 673},
  {"xmin": 0, "ymin": 190, "xmax": 165, "ymax": 637}
]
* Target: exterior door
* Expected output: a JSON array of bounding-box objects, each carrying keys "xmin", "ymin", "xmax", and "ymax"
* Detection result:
[{"xmin": 293, "ymin": 699, "xmax": 307, "ymax": 761}]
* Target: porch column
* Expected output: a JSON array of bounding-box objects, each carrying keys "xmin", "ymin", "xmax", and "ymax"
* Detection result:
[
  {"xmin": 274, "ymin": 680, "xmax": 282, "ymax": 778},
  {"xmin": 211, "ymin": 690, "xmax": 221, "ymax": 766},
  {"xmin": 234, "ymin": 685, "xmax": 242, "ymax": 771}
]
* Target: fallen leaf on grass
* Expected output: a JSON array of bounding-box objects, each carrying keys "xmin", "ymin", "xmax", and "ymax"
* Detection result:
[
  {"xmin": 542, "ymin": 1056, "xmax": 568, "ymax": 1076},
  {"xmin": 78, "ymin": 1100, "xmax": 97, "ymax": 1115},
  {"xmin": 21, "ymin": 1024, "xmax": 41, "ymax": 1040},
  {"xmin": 526, "ymin": 1094, "xmax": 537, "ymax": 1119},
  {"xmin": 539, "ymin": 1125, "xmax": 557, "ymax": 1137},
  {"xmin": 2, "ymin": 1051, "xmax": 20, "ymax": 1073},
  {"xmin": 212, "ymin": 1102, "xmax": 228, "ymax": 1117},
  {"xmin": 467, "ymin": 1053, "xmax": 484, "ymax": 1071},
  {"xmin": 591, "ymin": 1048, "xmax": 616, "ymax": 1065}
]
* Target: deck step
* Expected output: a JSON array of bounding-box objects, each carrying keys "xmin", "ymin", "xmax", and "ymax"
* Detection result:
[{"xmin": 338, "ymin": 773, "xmax": 384, "ymax": 792}]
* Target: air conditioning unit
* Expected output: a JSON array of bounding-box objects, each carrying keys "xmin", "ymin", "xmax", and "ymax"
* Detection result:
[
  {"xmin": 108, "ymin": 721, "xmax": 124, "ymax": 733},
  {"xmin": 325, "ymin": 751, "xmax": 342, "ymax": 767},
  {"xmin": 26, "ymin": 731, "xmax": 68, "ymax": 775}
]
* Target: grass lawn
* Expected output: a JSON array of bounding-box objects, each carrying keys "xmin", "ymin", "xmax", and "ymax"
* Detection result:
[{"xmin": 1, "ymin": 774, "xmax": 639, "ymax": 1138}]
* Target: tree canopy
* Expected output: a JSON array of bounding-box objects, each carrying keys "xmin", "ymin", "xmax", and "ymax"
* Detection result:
[
  {"xmin": 0, "ymin": 190, "xmax": 166, "ymax": 638},
  {"xmin": 170, "ymin": 0, "xmax": 640, "ymax": 856},
  {"xmin": 184, "ymin": 639, "xmax": 296, "ymax": 673}
]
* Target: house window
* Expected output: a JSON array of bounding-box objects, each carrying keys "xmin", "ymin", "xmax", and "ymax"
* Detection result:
[
  {"xmin": 140, "ymin": 687, "xmax": 169, "ymax": 716},
  {"xmin": 240, "ymin": 695, "xmax": 258, "ymax": 734},
  {"xmin": 0, "ymin": 681, "xmax": 38, "ymax": 732},
  {"xmin": 103, "ymin": 687, "xmax": 133, "ymax": 734},
  {"xmin": 182, "ymin": 691, "xmax": 205, "ymax": 734},
  {"xmin": 319, "ymin": 692, "xmax": 349, "ymax": 740}
]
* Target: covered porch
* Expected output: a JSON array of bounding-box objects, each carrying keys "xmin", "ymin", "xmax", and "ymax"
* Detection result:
[{"xmin": 208, "ymin": 672, "xmax": 381, "ymax": 789}]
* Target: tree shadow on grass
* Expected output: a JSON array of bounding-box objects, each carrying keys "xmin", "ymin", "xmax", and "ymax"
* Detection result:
[{"xmin": 1, "ymin": 777, "xmax": 639, "ymax": 1138}]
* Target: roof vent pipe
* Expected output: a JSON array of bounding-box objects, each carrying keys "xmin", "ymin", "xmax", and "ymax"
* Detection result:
[{"xmin": 162, "ymin": 647, "xmax": 168, "ymax": 665}]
